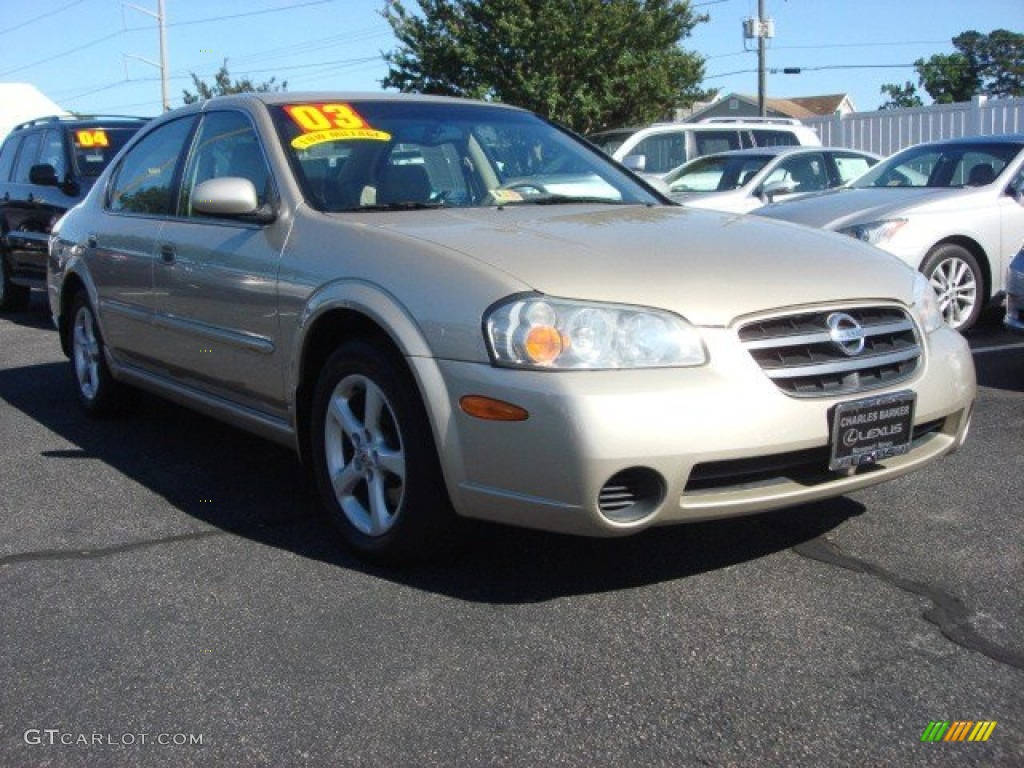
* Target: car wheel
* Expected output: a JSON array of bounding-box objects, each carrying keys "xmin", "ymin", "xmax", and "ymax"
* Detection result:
[
  {"xmin": 0, "ymin": 252, "xmax": 31, "ymax": 312},
  {"xmin": 70, "ymin": 292, "xmax": 119, "ymax": 416},
  {"xmin": 920, "ymin": 244, "xmax": 985, "ymax": 332},
  {"xmin": 310, "ymin": 339, "xmax": 457, "ymax": 563}
]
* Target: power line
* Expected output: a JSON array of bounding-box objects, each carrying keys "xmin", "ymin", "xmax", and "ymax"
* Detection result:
[
  {"xmin": 0, "ymin": 0, "xmax": 86, "ymax": 37},
  {"xmin": 0, "ymin": 29, "xmax": 125, "ymax": 77}
]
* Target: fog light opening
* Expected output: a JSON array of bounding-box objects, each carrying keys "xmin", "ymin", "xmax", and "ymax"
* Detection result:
[{"xmin": 598, "ymin": 467, "xmax": 665, "ymax": 523}]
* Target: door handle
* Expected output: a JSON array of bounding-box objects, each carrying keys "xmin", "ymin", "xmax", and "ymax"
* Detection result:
[
  {"xmin": 87, "ymin": 234, "xmax": 98, "ymax": 248},
  {"xmin": 159, "ymin": 244, "xmax": 176, "ymax": 264}
]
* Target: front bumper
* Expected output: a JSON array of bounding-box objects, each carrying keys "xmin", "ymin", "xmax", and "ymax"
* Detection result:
[{"xmin": 422, "ymin": 324, "xmax": 976, "ymax": 536}]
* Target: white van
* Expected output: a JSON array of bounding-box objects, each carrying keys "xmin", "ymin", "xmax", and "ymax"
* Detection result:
[{"xmin": 588, "ymin": 117, "xmax": 822, "ymax": 177}]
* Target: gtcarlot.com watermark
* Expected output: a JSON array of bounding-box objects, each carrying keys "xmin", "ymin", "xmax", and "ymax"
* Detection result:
[{"xmin": 24, "ymin": 729, "xmax": 203, "ymax": 747}]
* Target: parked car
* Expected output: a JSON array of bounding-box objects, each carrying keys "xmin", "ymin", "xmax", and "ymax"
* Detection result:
[
  {"xmin": 756, "ymin": 134, "xmax": 1024, "ymax": 331},
  {"xmin": 0, "ymin": 114, "xmax": 148, "ymax": 310},
  {"xmin": 588, "ymin": 117, "xmax": 822, "ymax": 177},
  {"xmin": 49, "ymin": 93, "xmax": 975, "ymax": 562},
  {"xmin": 664, "ymin": 146, "xmax": 880, "ymax": 213},
  {"xmin": 1006, "ymin": 247, "xmax": 1024, "ymax": 333}
]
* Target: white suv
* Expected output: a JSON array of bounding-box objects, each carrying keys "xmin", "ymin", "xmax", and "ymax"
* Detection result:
[{"xmin": 589, "ymin": 117, "xmax": 822, "ymax": 177}]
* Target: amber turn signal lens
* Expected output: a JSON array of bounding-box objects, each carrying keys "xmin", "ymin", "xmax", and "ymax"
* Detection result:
[
  {"xmin": 524, "ymin": 325, "xmax": 564, "ymax": 364},
  {"xmin": 459, "ymin": 395, "xmax": 529, "ymax": 421}
]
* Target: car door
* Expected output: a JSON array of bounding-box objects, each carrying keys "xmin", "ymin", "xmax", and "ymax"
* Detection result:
[
  {"xmin": 89, "ymin": 115, "xmax": 198, "ymax": 367},
  {"xmin": 152, "ymin": 109, "xmax": 288, "ymax": 417}
]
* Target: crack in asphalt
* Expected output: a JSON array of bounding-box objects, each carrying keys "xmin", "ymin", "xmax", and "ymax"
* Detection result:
[
  {"xmin": 0, "ymin": 529, "xmax": 231, "ymax": 567},
  {"xmin": 792, "ymin": 536, "xmax": 1024, "ymax": 671}
]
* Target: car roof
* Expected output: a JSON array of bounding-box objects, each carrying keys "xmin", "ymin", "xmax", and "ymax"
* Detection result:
[
  {"xmin": 12, "ymin": 114, "xmax": 149, "ymax": 132},
  {"xmin": 910, "ymin": 133, "xmax": 1024, "ymax": 148},
  {"xmin": 685, "ymin": 146, "xmax": 879, "ymax": 162},
  {"xmin": 193, "ymin": 91, "xmax": 528, "ymax": 112}
]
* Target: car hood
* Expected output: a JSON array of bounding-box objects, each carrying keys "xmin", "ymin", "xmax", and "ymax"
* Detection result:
[
  {"xmin": 755, "ymin": 187, "xmax": 964, "ymax": 230},
  {"xmin": 362, "ymin": 204, "xmax": 915, "ymax": 326}
]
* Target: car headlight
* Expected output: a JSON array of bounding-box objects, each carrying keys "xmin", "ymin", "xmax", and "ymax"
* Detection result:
[
  {"xmin": 485, "ymin": 295, "xmax": 706, "ymax": 369},
  {"xmin": 838, "ymin": 218, "xmax": 907, "ymax": 246},
  {"xmin": 912, "ymin": 271, "xmax": 944, "ymax": 334}
]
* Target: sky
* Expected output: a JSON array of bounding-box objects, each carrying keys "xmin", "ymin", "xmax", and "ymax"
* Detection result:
[{"xmin": 1, "ymin": 0, "xmax": 1022, "ymax": 120}]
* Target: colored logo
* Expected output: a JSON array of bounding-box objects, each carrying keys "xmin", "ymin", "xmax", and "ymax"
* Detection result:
[{"xmin": 920, "ymin": 721, "xmax": 997, "ymax": 742}]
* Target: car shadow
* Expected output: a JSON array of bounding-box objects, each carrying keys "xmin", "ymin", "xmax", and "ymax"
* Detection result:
[
  {"xmin": 0, "ymin": 290, "xmax": 56, "ymax": 331},
  {"xmin": 0, "ymin": 360, "xmax": 863, "ymax": 604}
]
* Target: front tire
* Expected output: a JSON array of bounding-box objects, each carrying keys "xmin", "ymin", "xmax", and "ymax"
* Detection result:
[
  {"xmin": 69, "ymin": 292, "xmax": 119, "ymax": 416},
  {"xmin": 920, "ymin": 244, "xmax": 985, "ymax": 332},
  {"xmin": 310, "ymin": 339, "xmax": 457, "ymax": 563}
]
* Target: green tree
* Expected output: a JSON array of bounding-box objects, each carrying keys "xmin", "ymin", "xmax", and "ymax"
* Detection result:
[
  {"xmin": 182, "ymin": 59, "xmax": 287, "ymax": 105},
  {"xmin": 891, "ymin": 29, "xmax": 1024, "ymax": 105},
  {"xmin": 381, "ymin": 0, "xmax": 709, "ymax": 134},
  {"xmin": 878, "ymin": 81, "xmax": 923, "ymax": 110}
]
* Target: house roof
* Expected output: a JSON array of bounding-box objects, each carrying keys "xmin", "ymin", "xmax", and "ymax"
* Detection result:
[{"xmin": 784, "ymin": 94, "xmax": 852, "ymax": 116}]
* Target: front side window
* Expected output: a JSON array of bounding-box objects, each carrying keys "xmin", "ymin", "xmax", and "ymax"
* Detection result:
[
  {"xmin": 108, "ymin": 117, "xmax": 196, "ymax": 215},
  {"xmin": 273, "ymin": 101, "xmax": 657, "ymax": 211},
  {"xmin": 775, "ymin": 153, "xmax": 827, "ymax": 193},
  {"xmin": 40, "ymin": 129, "xmax": 67, "ymax": 181},
  {"xmin": 179, "ymin": 111, "xmax": 272, "ymax": 217}
]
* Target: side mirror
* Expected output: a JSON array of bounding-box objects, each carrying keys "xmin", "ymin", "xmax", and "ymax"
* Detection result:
[
  {"xmin": 760, "ymin": 179, "xmax": 796, "ymax": 202},
  {"xmin": 192, "ymin": 177, "xmax": 275, "ymax": 223},
  {"xmin": 622, "ymin": 154, "xmax": 646, "ymax": 172},
  {"xmin": 29, "ymin": 163, "xmax": 59, "ymax": 186}
]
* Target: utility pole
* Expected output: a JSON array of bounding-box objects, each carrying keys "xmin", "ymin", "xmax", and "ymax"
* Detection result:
[
  {"xmin": 757, "ymin": 0, "xmax": 767, "ymax": 116},
  {"xmin": 124, "ymin": 0, "xmax": 170, "ymax": 111},
  {"xmin": 743, "ymin": 1, "xmax": 774, "ymax": 116}
]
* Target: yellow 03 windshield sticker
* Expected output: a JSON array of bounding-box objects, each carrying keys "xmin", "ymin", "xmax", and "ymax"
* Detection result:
[
  {"xmin": 284, "ymin": 103, "xmax": 391, "ymax": 148},
  {"xmin": 74, "ymin": 129, "xmax": 110, "ymax": 148}
]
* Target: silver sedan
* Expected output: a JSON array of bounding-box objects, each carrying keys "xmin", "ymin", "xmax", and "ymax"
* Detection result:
[
  {"xmin": 664, "ymin": 146, "xmax": 880, "ymax": 213},
  {"xmin": 757, "ymin": 135, "xmax": 1024, "ymax": 332},
  {"xmin": 48, "ymin": 93, "xmax": 976, "ymax": 562}
]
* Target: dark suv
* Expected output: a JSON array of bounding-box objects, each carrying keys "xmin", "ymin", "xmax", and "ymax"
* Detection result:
[{"xmin": 0, "ymin": 115, "xmax": 147, "ymax": 310}]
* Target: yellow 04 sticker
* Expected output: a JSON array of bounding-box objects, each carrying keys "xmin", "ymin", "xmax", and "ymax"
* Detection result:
[
  {"xmin": 75, "ymin": 129, "xmax": 110, "ymax": 148},
  {"xmin": 284, "ymin": 103, "xmax": 391, "ymax": 148}
]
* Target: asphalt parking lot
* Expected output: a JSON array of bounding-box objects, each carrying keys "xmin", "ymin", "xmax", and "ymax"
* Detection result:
[{"xmin": 1, "ymin": 293, "xmax": 1021, "ymax": 767}]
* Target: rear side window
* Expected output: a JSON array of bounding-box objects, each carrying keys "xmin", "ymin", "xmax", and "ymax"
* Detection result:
[
  {"xmin": 12, "ymin": 132, "xmax": 42, "ymax": 182},
  {"xmin": 108, "ymin": 117, "xmax": 196, "ymax": 215},
  {"xmin": 693, "ymin": 130, "xmax": 742, "ymax": 157},
  {"xmin": 631, "ymin": 133, "xmax": 685, "ymax": 174},
  {"xmin": 0, "ymin": 136, "xmax": 21, "ymax": 182},
  {"xmin": 753, "ymin": 130, "xmax": 800, "ymax": 147}
]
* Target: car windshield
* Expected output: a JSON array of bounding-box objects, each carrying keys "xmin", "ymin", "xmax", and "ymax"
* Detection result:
[
  {"xmin": 71, "ymin": 127, "xmax": 142, "ymax": 177},
  {"xmin": 665, "ymin": 154, "xmax": 773, "ymax": 193},
  {"xmin": 272, "ymin": 102, "xmax": 658, "ymax": 212},
  {"xmin": 852, "ymin": 141, "xmax": 1023, "ymax": 189}
]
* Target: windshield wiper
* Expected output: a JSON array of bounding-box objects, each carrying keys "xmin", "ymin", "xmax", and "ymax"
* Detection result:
[
  {"xmin": 526, "ymin": 195, "xmax": 628, "ymax": 205},
  {"xmin": 351, "ymin": 201, "xmax": 447, "ymax": 211}
]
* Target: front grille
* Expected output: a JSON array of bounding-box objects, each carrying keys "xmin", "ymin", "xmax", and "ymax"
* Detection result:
[
  {"xmin": 738, "ymin": 306, "xmax": 921, "ymax": 397},
  {"xmin": 685, "ymin": 418, "xmax": 945, "ymax": 493}
]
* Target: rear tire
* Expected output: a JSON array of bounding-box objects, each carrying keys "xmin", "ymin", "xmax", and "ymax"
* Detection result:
[
  {"xmin": 920, "ymin": 244, "xmax": 985, "ymax": 332},
  {"xmin": 0, "ymin": 252, "xmax": 31, "ymax": 312},
  {"xmin": 309, "ymin": 339, "xmax": 458, "ymax": 563},
  {"xmin": 69, "ymin": 292, "xmax": 120, "ymax": 417}
]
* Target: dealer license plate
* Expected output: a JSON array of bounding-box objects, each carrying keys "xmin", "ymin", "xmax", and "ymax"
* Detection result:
[{"xmin": 829, "ymin": 391, "xmax": 916, "ymax": 471}]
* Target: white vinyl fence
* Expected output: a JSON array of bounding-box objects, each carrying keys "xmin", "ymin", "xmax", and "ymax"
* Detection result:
[{"xmin": 804, "ymin": 95, "xmax": 1024, "ymax": 156}]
